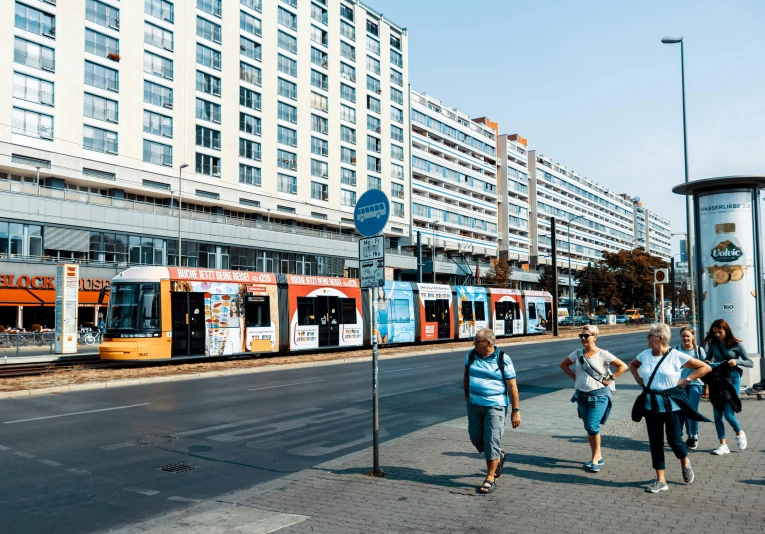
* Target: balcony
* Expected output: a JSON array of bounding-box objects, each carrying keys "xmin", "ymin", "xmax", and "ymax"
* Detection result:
[
  {"xmin": 14, "ymin": 49, "xmax": 55, "ymax": 72},
  {"xmin": 12, "ymin": 121, "xmax": 53, "ymax": 140}
]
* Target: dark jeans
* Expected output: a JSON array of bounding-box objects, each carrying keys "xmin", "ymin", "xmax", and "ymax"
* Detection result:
[{"xmin": 644, "ymin": 410, "xmax": 687, "ymax": 470}]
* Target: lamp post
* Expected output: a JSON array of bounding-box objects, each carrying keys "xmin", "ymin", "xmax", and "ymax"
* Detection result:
[
  {"xmin": 177, "ymin": 163, "xmax": 188, "ymax": 266},
  {"xmin": 566, "ymin": 214, "xmax": 585, "ymax": 316},
  {"xmin": 661, "ymin": 36, "xmax": 696, "ymax": 332}
]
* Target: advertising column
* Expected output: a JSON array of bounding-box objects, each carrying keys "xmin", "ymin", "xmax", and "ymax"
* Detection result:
[
  {"xmin": 54, "ymin": 264, "xmax": 79, "ymax": 354},
  {"xmin": 697, "ymin": 191, "xmax": 759, "ymax": 352}
]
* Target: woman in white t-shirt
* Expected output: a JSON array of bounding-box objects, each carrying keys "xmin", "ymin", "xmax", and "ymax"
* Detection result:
[
  {"xmin": 629, "ymin": 323, "xmax": 712, "ymax": 494},
  {"xmin": 560, "ymin": 325, "xmax": 628, "ymax": 473}
]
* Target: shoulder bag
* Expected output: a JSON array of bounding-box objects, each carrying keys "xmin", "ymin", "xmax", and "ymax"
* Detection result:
[
  {"xmin": 631, "ymin": 349, "xmax": 671, "ymax": 422},
  {"xmin": 577, "ymin": 349, "xmax": 616, "ymax": 392}
]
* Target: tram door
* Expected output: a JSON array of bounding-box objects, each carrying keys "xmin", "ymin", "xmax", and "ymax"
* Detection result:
[
  {"xmin": 171, "ymin": 292, "xmax": 207, "ymax": 356},
  {"xmin": 436, "ymin": 299, "xmax": 450, "ymax": 339},
  {"xmin": 316, "ymin": 296, "xmax": 340, "ymax": 347}
]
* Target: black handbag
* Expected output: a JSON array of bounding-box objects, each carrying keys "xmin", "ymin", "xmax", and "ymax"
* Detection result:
[{"xmin": 631, "ymin": 349, "xmax": 671, "ymax": 422}]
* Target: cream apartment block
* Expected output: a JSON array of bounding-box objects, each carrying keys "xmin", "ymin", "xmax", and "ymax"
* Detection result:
[{"xmin": 1, "ymin": 0, "xmax": 412, "ymax": 280}]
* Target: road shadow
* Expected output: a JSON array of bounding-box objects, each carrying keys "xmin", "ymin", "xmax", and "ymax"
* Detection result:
[
  {"xmin": 504, "ymin": 464, "xmax": 649, "ymax": 489},
  {"xmin": 739, "ymin": 479, "xmax": 765, "ymax": 486},
  {"xmin": 328, "ymin": 465, "xmax": 482, "ymax": 494},
  {"xmin": 551, "ymin": 434, "xmax": 647, "ymax": 453}
]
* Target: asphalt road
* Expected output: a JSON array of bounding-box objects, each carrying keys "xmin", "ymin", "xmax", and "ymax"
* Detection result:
[{"xmin": 0, "ymin": 331, "xmax": 657, "ymax": 533}]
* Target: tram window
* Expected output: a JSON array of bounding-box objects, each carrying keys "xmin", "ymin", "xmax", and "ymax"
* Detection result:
[
  {"xmin": 474, "ymin": 302, "xmax": 486, "ymax": 321},
  {"xmin": 391, "ymin": 299, "xmax": 410, "ymax": 323},
  {"xmin": 140, "ymin": 283, "xmax": 160, "ymax": 329},
  {"xmin": 529, "ymin": 303, "xmax": 537, "ymax": 320},
  {"xmin": 461, "ymin": 301, "xmax": 474, "ymax": 321},
  {"xmin": 245, "ymin": 296, "xmax": 270, "ymax": 327},
  {"xmin": 340, "ymin": 298, "xmax": 356, "ymax": 324},
  {"xmin": 437, "ymin": 300, "xmax": 450, "ymax": 320},
  {"xmin": 425, "ymin": 301, "xmax": 437, "ymax": 321},
  {"xmin": 297, "ymin": 297, "xmax": 315, "ymax": 325},
  {"xmin": 495, "ymin": 302, "xmax": 504, "ymax": 320}
]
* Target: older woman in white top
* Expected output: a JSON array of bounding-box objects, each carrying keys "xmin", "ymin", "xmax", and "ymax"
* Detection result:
[
  {"xmin": 629, "ymin": 323, "xmax": 711, "ymax": 493},
  {"xmin": 560, "ymin": 325, "xmax": 628, "ymax": 472}
]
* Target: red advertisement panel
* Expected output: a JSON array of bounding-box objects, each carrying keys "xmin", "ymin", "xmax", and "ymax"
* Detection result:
[
  {"xmin": 415, "ymin": 283, "xmax": 453, "ymax": 341},
  {"xmin": 168, "ymin": 268, "xmax": 276, "ymax": 284}
]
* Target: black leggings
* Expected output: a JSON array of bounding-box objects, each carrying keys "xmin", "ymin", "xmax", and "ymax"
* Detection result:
[{"xmin": 644, "ymin": 410, "xmax": 687, "ymax": 470}]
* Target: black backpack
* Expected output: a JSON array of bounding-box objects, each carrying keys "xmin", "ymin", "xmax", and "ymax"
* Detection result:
[{"xmin": 467, "ymin": 348, "xmax": 510, "ymax": 398}]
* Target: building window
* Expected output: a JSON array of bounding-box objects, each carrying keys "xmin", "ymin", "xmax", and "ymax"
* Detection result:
[
  {"xmin": 12, "ymin": 107, "xmax": 53, "ymax": 140},
  {"xmin": 84, "ymin": 93, "xmax": 118, "ymax": 123},
  {"xmin": 341, "ymin": 125, "xmax": 356, "ymax": 144},
  {"xmin": 391, "ymin": 87, "xmax": 404, "ymax": 105},
  {"xmin": 366, "ymin": 36, "xmax": 380, "ymax": 56},
  {"xmin": 277, "ymin": 102, "xmax": 297, "ymax": 124},
  {"xmin": 143, "ymin": 110, "xmax": 172, "ymax": 138},
  {"xmin": 14, "ymin": 37, "xmax": 55, "ymax": 72},
  {"xmin": 145, "ymin": 0, "xmax": 174, "ymax": 23},
  {"xmin": 311, "ymin": 47, "xmax": 328, "ymax": 68},
  {"xmin": 196, "ymin": 98, "xmax": 221, "ymax": 123},
  {"xmin": 196, "ymin": 125, "xmax": 221, "ymax": 150},
  {"xmin": 239, "ymin": 138, "xmax": 261, "ymax": 161},
  {"xmin": 311, "ymin": 4, "xmax": 328, "ymax": 25},
  {"xmin": 196, "ymin": 71, "xmax": 221, "ymax": 96},
  {"xmin": 390, "ymin": 33, "xmax": 401, "ymax": 50},
  {"xmin": 240, "ymin": 87, "xmax": 261, "ymax": 111},
  {"xmin": 83, "ymin": 125, "xmax": 118, "ymax": 154},
  {"xmin": 240, "ymin": 10, "xmax": 262, "ymax": 37},
  {"xmin": 311, "ymin": 182, "xmax": 328, "ymax": 201},
  {"xmin": 390, "ymin": 69, "xmax": 403, "ymax": 87},
  {"xmin": 310, "ymin": 25, "xmax": 328, "ymax": 47},
  {"xmin": 392, "ymin": 202, "xmax": 404, "ymax": 218},
  {"xmin": 391, "ymin": 125, "xmax": 404, "ymax": 143},
  {"xmin": 391, "ymin": 145, "xmax": 404, "ymax": 161},
  {"xmin": 278, "ymin": 6, "xmax": 297, "ymax": 30},
  {"xmin": 341, "ymin": 168, "xmax": 356, "ymax": 186},
  {"xmin": 239, "ymin": 163, "xmax": 261, "ymax": 186},
  {"xmin": 311, "ymin": 137, "xmax": 328, "ymax": 157},
  {"xmin": 13, "ymin": 72, "xmax": 54, "ymax": 106},
  {"xmin": 278, "ymin": 54, "xmax": 297, "ymax": 77},
  {"xmin": 341, "ymin": 189, "xmax": 356, "ymax": 207},
  {"xmin": 391, "ymin": 163, "xmax": 404, "ymax": 181},
  {"xmin": 143, "ymin": 139, "xmax": 172, "ymax": 166},
  {"xmin": 366, "ymin": 57, "xmax": 380, "ymax": 75},
  {"xmin": 278, "ymin": 78, "xmax": 297, "ymax": 100},
  {"xmin": 390, "ymin": 49, "xmax": 403, "ymax": 68},
  {"xmin": 86, "ymin": 0, "xmax": 120, "ymax": 30},
  {"xmin": 367, "ymin": 95, "xmax": 381, "ymax": 114},
  {"xmin": 341, "ymin": 147, "xmax": 356, "ymax": 165},
  {"xmin": 340, "ymin": 20, "xmax": 355, "ymax": 41},
  {"xmin": 198, "ymin": 0, "xmax": 222, "ymax": 18},
  {"xmin": 391, "ymin": 183, "xmax": 404, "ymax": 199},
  {"xmin": 144, "ymin": 51, "xmax": 173, "ymax": 80},
  {"xmin": 366, "ymin": 19, "xmax": 379, "ymax": 36},
  {"xmin": 390, "ymin": 106, "xmax": 404, "ymax": 124},
  {"xmin": 196, "ymin": 153, "xmax": 221, "ymax": 177},
  {"xmin": 241, "ymin": 36, "xmax": 262, "ymax": 62},
  {"xmin": 367, "ymin": 155, "xmax": 381, "ymax": 174},
  {"xmin": 280, "ymin": 0, "xmax": 298, "ymax": 7},
  {"xmin": 240, "ymin": 62, "xmax": 262, "ymax": 86},
  {"xmin": 85, "ymin": 28, "xmax": 119, "ymax": 59},
  {"xmin": 367, "ymin": 76, "xmax": 381, "ymax": 94},
  {"xmin": 340, "ymin": 63, "xmax": 356, "ymax": 83},
  {"xmin": 278, "ymin": 173, "xmax": 297, "ymax": 194},
  {"xmin": 144, "ymin": 22, "xmax": 173, "ymax": 51},
  {"xmin": 277, "ymin": 149, "xmax": 297, "ymax": 170},
  {"xmin": 340, "ymin": 83, "xmax": 356, "ymax": 103},
  {"xmin": 278, "ymin": 30, "xmax": 297, "ymax": 53},
  {"xmin": 240, "ymin": 112, "xmax": 262, "ymax": 135},
  {"xmin": 367, "ymin": 136, "xmax": 381, "ymax": 154},
  {"xmin": 311, "ymin": 114, "xmax": 328, "ymax": 134},
  {"xmin": 340, "ymin": 104, "xmax": 356, "ymax": 124},
  {"xmin": 367, "ymin": 176, "xmax": 381, "ymax": 190},
  {"xmin": 145, "ymin": 80, "xmax": 172, "ymax": 108},
  {"xmin": 277, "ymin": 126, "xmax": 297, "ymax": 147},
  {"xmin": 197, "ymin": 16, "xmax": 222, "ymax": 43},
  {"xmin": 340, "ymin": 41, "xmax": 355, "ymax": 61},
  {"xmin": 311, "ymin": 70, "xmax": 328, "ymax": 91},
  {"xmin": 311, "ymin": 159, "xmax": 329, "ymax": 178},
  {"xmin": 241, "ymin": 0, "xmax": 262, "ymax": 13},
  {"xmin": 15, "ymin": 2, "xmax": 55, "ymax": 38},
  {"xmin": 310, "ymin": 92, "xmax": 328, "ymax": 112},
  {"xmin": 367, "ymin": 115, "xmax": 381, "ymax": 133},
  {"xmin": 196, "ymin": 43, "xmax": 221, "ymax": 70}
]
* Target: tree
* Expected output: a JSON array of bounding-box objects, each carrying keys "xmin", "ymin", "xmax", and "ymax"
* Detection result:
[
  {"xmin": 536, "ymin": 264, "xmax": 557, "ymax": 294},
  {"xmin": 600, "ymin": 249, "xmax": 668, "ymax": 311},
  {"xmin": 573, "ymin": 263, "xmax": 620, "ymax": 312},
  {"xmin": 482, "ymin": 258, "xmax": 513, "ymax": 287}
]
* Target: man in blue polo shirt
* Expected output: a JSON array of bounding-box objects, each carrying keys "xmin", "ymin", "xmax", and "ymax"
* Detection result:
[{"xmin": 463, "ymin": 328, "xmax": 521, "ymax": 494}]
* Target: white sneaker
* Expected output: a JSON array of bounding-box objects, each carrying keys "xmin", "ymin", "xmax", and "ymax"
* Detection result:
[
  {"xmin": 712, "ymin": 444, "xmax": 730, "ymax": 455},
  {"xmin": 737, "ymin": 431, "xmax": 748, "ymax": 450}
]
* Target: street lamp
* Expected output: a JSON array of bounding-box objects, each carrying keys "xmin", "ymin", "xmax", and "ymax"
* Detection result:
[
  {"xmin": 662, "ymin": 35, "xmax": 697, "ymax": 332},
  {"xmin": 566, "ymin": 214, "xmax": 585, "ymax": 316},
  {"xmin": 178, "ymin": 163, "xmax": 188, "ymax": 266}
]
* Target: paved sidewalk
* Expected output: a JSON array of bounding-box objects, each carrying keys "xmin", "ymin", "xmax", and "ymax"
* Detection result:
[{"xmin": 115, "ymin": 387, "xmax": 765, "ymax": 533}]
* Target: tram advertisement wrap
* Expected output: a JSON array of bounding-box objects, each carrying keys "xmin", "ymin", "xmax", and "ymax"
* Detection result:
[
  {"xmin": 455, "ymin": 286, "xmax": 488, "ymax": 339},
  {"xmin": 523, "ymin": 290, "xmax": 553, "ymax": 334},
  {"xmin": 417, "ymin": 283, "xmax": 453, "ymax": 341},
  {"xmin": 375, "ymin": 281, "xmax": 415, "ymax": 344},
  {"xmin": 698, "ymin": 191, "xmax": 758, "ymax": 350},
  {"xmin": 488, "ymin": 288, "xmax": 524, "ymax": 337}
]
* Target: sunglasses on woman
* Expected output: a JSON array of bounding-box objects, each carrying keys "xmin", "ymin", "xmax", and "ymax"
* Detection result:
[{"xmin": 578, "ymin": 334, "xmax": 592, "ymax": 339}]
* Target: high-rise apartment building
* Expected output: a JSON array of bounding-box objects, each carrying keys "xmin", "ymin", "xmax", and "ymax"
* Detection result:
[{"xmin": 1, "ymin": 0, "xmax": 412, "ymax": 328}]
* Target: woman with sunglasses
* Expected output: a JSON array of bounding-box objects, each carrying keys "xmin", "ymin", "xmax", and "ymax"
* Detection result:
[
  {"xmin": 629, "ymin": 323, "xmax": 711, "ymax": 493},
  {"xmin": 560, "ymin": 325, "xmax": 628, "ymax": 473}
]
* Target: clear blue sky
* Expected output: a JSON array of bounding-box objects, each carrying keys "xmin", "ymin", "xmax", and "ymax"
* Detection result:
[{"xmin": 376, "ymin": 0, "xmax": 765, "ymax": 250}]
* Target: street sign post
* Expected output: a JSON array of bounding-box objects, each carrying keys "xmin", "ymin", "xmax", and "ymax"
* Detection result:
[
  {"xmin": 655, "ymin": 268, "xmax": 669, "ymax": 323},
  {"xmin": 354, "ymin": 190, "xmax": 390, "ymax": 477}
]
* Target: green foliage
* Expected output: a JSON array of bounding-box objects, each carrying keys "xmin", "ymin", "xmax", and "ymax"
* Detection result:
[
  {"xmin": 537, "ymin": 264, "xmax": 557, "ymax": 295},
  {"xmin": 482, "ymin": 258, "xmax": 513, "ymax": 287}
]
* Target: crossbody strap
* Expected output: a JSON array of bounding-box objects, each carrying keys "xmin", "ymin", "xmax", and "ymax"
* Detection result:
[
  {"xmin": 578, "ymin": 349, "xmax": 611, "ymax": 384},
  {"xmin": 645, "ymin": 349, "xmax": 672, "ymax": 390}
]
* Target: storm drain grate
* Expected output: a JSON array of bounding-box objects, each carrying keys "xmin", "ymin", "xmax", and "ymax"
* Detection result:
[
  {"xmin": 130, "ymin": 434, "xmax": 179, "ymax": 446},
  {"xmin": 156, "ymin": 461, "xmax": 199, "ymax": 474}
]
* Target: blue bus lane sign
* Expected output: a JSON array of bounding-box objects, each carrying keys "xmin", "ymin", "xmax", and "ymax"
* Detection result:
[{"xmin": 354, "ymin": 189, "xmax": 390, "ymax": 237}]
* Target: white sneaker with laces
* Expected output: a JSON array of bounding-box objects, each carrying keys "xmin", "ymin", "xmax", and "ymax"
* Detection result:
[
  {"xmin": 736, "ymin": 431, "xmax": 747, "ymax": 450},
  {"xmin": 712, "ymin": 444, "xmax": 730, "ymax": 455}
]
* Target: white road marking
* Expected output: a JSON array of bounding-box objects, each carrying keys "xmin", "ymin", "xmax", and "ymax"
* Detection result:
[
  {"xmin": 0, "ymin": 444, "xmax": 10, "ymax": 451},
  {"xmin": 125, "ymin": 487, "xmax": 160, "ymax": 496},
  {"xmin": 13, "ymin": 451, "xmax": 35, "ymax": 458},
  {"xmin": 67, "ymin": 468, "xmax": 91, "ymax": 475},
  {"xmin": 248, "ymin": 380, "xmax": 325, "ymax": 391},
  {"xmin": 3, "ymin": 403, "xmax": 150, "ymax": 424},
  {"xmin": 381, "ymin": 365, "xmax": 430, "ymax": 374},
  {"xmin": 167, "ymin": 496, "xmax": 204, "ymax": 503},
  {"xmin": 38, "ymin": 459, "xmax": 62, "ymax": 467},
  {"xmin": 101, "ymin": 442, "xmax": 137, "ymax": 451}
]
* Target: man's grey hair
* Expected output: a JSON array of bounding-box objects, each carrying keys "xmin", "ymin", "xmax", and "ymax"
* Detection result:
[
  {"xmin": 649, "ymin": 322, "xmax": 672, "ymax": 345},
  {"xmin": 476, "ymin": 328, "xmax": 496, "ymax": 345}
]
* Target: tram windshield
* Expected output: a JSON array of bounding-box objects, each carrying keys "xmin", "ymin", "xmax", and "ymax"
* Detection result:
[{"xmin": 107, "ymin": 282, "xmax": 161, "ymax": 334}]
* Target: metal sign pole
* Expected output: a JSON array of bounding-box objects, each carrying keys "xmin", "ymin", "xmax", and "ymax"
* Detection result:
[{"xmin": 371, "ymin": 295, "xmax": 381, "ymax": 475}]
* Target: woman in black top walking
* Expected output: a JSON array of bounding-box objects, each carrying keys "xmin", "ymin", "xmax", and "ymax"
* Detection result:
[{"xmin": 702, "ymin": 319, "xmax": 752, "ymax": 455}]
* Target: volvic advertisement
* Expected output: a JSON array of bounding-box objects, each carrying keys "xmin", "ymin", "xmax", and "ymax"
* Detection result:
[{"xmin": 698, "ymin": 191, "xmax": 758, "ymax": 349}]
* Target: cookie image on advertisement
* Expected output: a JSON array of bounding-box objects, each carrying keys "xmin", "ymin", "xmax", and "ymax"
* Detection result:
[
  {"xmin": 752, "ymin": 290, "xmax": 757, "ymax": 298},
  {"xmin": 729, "ymin": 266, "xmax": 745, "ymax": 281},
  {"xmin": 713, "ymin": 268, "xmax": 730, "ymax": 285}
]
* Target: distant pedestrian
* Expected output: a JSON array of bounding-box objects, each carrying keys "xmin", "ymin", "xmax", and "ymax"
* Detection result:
[
  {"xmin": 702, "ymin": 319, "xmax": 752, "ymax": 455},
  {"xmin": 559, "ymin": 325, "xmax": 628, "ymax": 472},
  {"xmin": 676, "ymin": 327, "xmax": 706, "ymax": 450},
  {"xmin": 629, "ymin": 323, "xmax": 711, "ymax": 493},
  {"xmin": 463, "ymin": 328, "xmax": 521, "ymax": 494}
]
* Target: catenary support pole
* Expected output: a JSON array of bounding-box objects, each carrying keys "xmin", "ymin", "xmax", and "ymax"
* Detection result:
[
  {"xmin": 588, "ymin": 261, "xmax": 593, "ymax": 316},
  {"xmin": 551, "ymin": 217, "xmax": 559, "ymax": 337},
  {"xmin": 670, "ymin": 258, "xmax": 676, "ymax": 325},
  {"xmin": 416, "ymin": 231, "xmax": 422, "ymax": 283}
]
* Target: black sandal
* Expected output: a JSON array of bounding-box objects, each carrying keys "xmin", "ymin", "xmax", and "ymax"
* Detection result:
[
  {"xmin": 494, "ymin": 452, "xmax": 506, "ymax": 478},
  {"xmin": 478, "ymin": 478, "xmax": 497, "ymax": 494}
]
